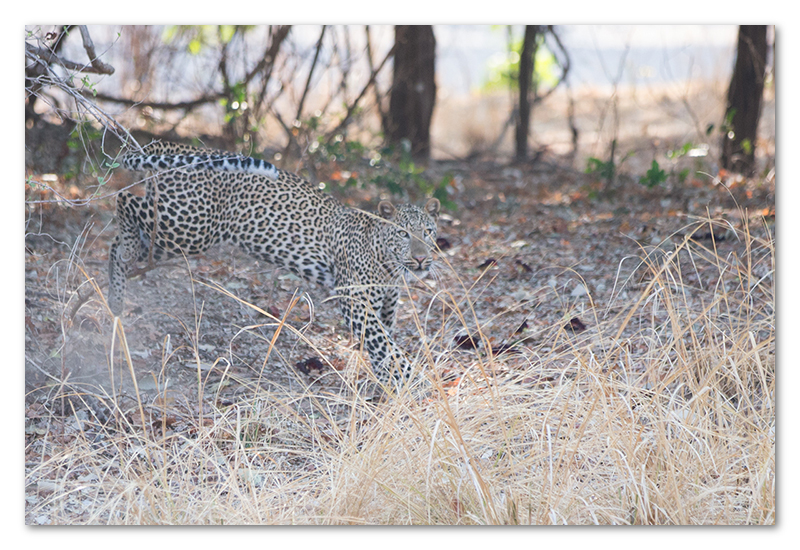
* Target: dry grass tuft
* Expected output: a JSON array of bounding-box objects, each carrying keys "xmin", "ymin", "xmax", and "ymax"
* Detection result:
[{"xmin": 25, "ymin": 215, "xmax": 774, "ymax": 525}]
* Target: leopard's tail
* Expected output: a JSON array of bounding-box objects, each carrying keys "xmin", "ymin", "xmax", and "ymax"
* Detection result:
[{"xmin": 122, "ymin": 152, "xmax": 280, "ymax": 180}]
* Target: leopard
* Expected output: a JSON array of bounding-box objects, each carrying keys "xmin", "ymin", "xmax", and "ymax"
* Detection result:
[{"xmin": 108, "ymin": 141, "xmax": 441, "ymax": 389}]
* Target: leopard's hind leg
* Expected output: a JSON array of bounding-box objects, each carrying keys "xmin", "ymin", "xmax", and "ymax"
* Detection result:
[{"xmin": 108, "ymin": 191, "xmax": 149, "ymax": 315}]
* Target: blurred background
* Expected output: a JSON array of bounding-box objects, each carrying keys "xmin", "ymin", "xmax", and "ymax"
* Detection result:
[{"xmin": 25, "ymin": 24, "xmax": 775, "ymax": 193}]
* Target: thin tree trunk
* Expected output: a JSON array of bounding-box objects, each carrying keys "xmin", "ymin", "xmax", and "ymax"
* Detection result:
[
  {"xmin": 515, "ymin": 25, "xmax": 539, "ymax": 161},
  {"xmin": 386, "ymin": 25, "xmax": 436, "ymax": 159},
  {"xmin": 721, "ymin": 25, "xmax": 768, "ymax": 174}
]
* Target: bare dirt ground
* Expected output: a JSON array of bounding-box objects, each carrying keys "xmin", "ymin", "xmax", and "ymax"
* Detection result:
[{"xmin": 25, "ymin": 150, "xmax": 773, "ymax": 414}]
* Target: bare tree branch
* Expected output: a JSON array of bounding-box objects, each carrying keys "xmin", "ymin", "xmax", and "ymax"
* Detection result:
[
  {"xmin": 90, "ymin": 25, "xmax": 291, "ymax": 117},
  {"xmin": 251, "ymin": 26, "xmax": 292, "ymax": 126},
  {"xmin": 25, "ymin": 26, "xmax": 116, "ymax": 76},
  {"xmin": 295, "ymin": 25, "xmax": 327, "ymax": 123},
  {"xmin": 365, "ymin": 25, "xmax": 388, "ymax": 132},
  {"xmin": 50, "ymin": 25, "xmax": 73, "ymax": 54},
  {"xmin": 78, "ymin": 25, "xmax": 116, "ymax": 75},
  {"xmin": 26, "ymin": 43, "xmax": 114, "ymax": 76},
  {"xmin": 243, "ymin": 25, "xmax": 291, "ymax": 86},
  {"xmin": 324, "ymin": 42, "xmax": 395, "ymax": 143},
  {"xmin": 281, "ymin": 26, "xmax": 327, "ymax": 157},
  {"xmin": 90, "ymin": 91, "xmax": 223, "ymax": 110},
  {"xmin": 531, "ymin": 25, "xmax": 570, "ymax": 106},
  {"xmin": 271, "ymin": 106, "xmax": 293, "ymax": 138}
]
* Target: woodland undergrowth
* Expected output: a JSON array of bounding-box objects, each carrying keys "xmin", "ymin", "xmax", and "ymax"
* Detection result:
[{"xmin": 25, "ymin": 214, "xmax": 774, "ymax": 525}]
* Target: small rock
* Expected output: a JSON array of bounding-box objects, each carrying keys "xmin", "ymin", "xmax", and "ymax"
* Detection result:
[{"xmin": 570, "ymin": 284, "xmax": 588, "ymax": 298}]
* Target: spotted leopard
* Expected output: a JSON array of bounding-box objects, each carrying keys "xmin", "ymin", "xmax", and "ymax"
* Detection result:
[{"xmin": 109, "ymin": 141, "xmax": 440, "ymax": 388}]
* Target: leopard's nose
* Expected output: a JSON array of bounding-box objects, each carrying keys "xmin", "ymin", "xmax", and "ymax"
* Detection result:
[{"xmin": 413, "ymin": 256, "xmax": 427, "ymax": 269}]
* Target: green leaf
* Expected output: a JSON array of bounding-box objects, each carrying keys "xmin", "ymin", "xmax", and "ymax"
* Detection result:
[
  {"xmin": 188, "ymin": 38, "xmax": 202, "ymax": 55},
  {"xmin": 387, "ymin": 181, "xmax": 403, "ymax": 195},
  {"xmin": 162, "ymin": 26, "xmax": 179, "ymax": 43},
  {"xmin": 482, "ymin": 31, "xmax": 558, "ymax": 92},
  {"xmin": 639, "ymin": 160, "xmax": 667, "ymax": 188},
  {"xmin": 667, "ymin": 142, "xmax": 694, "ymax": 160},
  {"xmin": 219, "ymin": 25, "xmax": 236, "ymax": 43},
  {"xmin": 586, "ymin": 157, "xmax": 615, "ymax": 181},
  {"xmin": 723, "ymin": 108, "xmax": 737, "ymax": 132}
]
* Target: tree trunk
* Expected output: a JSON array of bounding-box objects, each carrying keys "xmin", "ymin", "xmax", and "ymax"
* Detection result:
[
  {"xmin": 721, "ymin": 25, "xmax": 768, "ymax": 174},
  {"xmin": 386, "ymin": 25, "xmax": 436, "ymax": 159},
  {"xmin": 515, "ymin": 25, "xmax": 539, "ymax": 161}
]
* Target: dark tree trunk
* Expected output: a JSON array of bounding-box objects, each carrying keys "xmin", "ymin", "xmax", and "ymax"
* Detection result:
[
  {"xmin": 386, "ymin": 25, "xmax": 436, "ymax": 159},
  {"xmin": 515, "ymin": 25, "xmax": 539, "ymax": 161},
  {"xmin": 721, "ymin": 25, "xmax": 768, "ymax": 174}
]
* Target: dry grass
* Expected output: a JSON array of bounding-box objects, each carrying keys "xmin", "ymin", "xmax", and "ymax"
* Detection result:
[{"xmin": 25, "ymin": 214, "xmax": 774, "ymax": 525}]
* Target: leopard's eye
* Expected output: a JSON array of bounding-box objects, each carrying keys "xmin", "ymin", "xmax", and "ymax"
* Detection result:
[{"xmin": 399, "ymin": 230, "xmax": 409, "ymax": 239}]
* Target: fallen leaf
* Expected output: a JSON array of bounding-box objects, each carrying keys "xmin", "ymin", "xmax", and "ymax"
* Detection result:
[
  {"xmin": 491, "ymin": 343, "xmax": 521, "ymax": 356},
  {"xmin": 571, "ymin": 284, "xmax": 589, "ymax": 297},
  {"xmin": 453, "ymin": 334, "xmax": 479, "ymax": 350},
  {"xmin": 565, "ymin": 317, "xmax": 587, "ymax": 332},
  {"xmin": 514, "ymin": 259, "xmax": 533, "ymax": 273},
  {"xmin": 296, "ymin": 357, "xmax": 326, "ymax": 376}
]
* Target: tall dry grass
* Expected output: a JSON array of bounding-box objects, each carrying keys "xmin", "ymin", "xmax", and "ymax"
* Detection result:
[{"xmin": 25, "ymin": 215, "xmax": 774, "ymax": 525}]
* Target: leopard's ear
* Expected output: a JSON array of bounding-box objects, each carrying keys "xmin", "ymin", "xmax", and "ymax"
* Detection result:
[
  {"xmin": 378, "ymin": 200, "xmax": 396, "ymax": 220},
  {"xmin": 424, "ymin": 197, "xmax": 441, "ymax": 220}
]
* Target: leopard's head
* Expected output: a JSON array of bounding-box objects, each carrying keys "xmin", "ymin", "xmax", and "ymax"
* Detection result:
[{"xmin": 378, "ymin": 198, "xmax": 441, "ymax": 278}]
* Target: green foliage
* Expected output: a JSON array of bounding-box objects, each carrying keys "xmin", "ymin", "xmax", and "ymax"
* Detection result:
[
  {"xmin": 585, "ymin": 156, "xmax": 616, "ymax": 182},
  {"xmin": 664, "ymin": 140, "xmax": 717, "ymax": 186},
  {"xmin": 585, "ymin": 138, "xmax": 642, "ymax": 188},
  {"xmin": 219, "ymin": 82, "xmax": 249, "ymax": 123},
  {"xmin": 431, "ymin": 174, "xmax": 457, "ymax": 209},
  {"xmin": 705, "ymin": 108, "xmax": 737, "ymax": 140},
  {"xmin": 67, "ymin": 122, "xmax": 101, "ymax": 151},
  {"xmin": 666, "ymin": 142, "xmax": 694, "ymax": 161},
  {"xmin": 705, "ymin": 107, "xmax": 738, "ymax": 143},
  {"xmin": 163, "ymin": 25, "xmax": 249, "ymax": 54},
  {"xmin": 218, "ymin": 25, "xmax": 237, "ymax": 44},
  {"xmin": 26, "ymin": 175, "xmax": 42, "ymax": 190},
  {"xmin": 64, "ymin": 123, "xmax": 119, "ymax": 186},
  {"xmin": 483, "ymin": 30, "xmax": 558, "ymax": 92},
  {"xmin": 585, "ymin": 143, "xmax": 636, "ymax": 187},
  {"xmin": 723, "ymin": 108, "xmax": 737, "ymax": 132},
  {"xmin": 370, "ymin": 140, "xmax": 456, "ymax": 209},
  {"xmin": 586, "ymin": 137, "xmax": 710, "ymax": 190},
  {"xmin": 307, "ymin": 132, "xmax": 454, "ymax": 209},
  {"xmin": 740, "ymin": 138, "xmax": 753, "ymax": 155},
  {"xmin": 81, "ymin": 75, "xmax": 97, "ymax": 97},
  {"xmin": 666, "ymin": 141, "xmax": 695, "ymax": 184},
  {"xmin": 310, "ymin": 133, "xmax": 367, "ymax": 170},
  {"xmin": 639, "ymin": 160, "xmax": 667, "ymax": 188}
]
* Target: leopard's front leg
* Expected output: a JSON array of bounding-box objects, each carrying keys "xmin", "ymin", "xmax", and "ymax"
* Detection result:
[
  {"xmin": 379, "ymin": 284, "xmax": 400, "ymax": 335},
  {"xmin": 339, "ymin": 291, "xmax": 412, "ymax": 389}
]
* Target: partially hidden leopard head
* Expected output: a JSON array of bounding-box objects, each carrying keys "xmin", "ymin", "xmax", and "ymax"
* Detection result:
[{"xmin": 377, "ymin": 198, "xmax": 441, "ymax": 278}]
